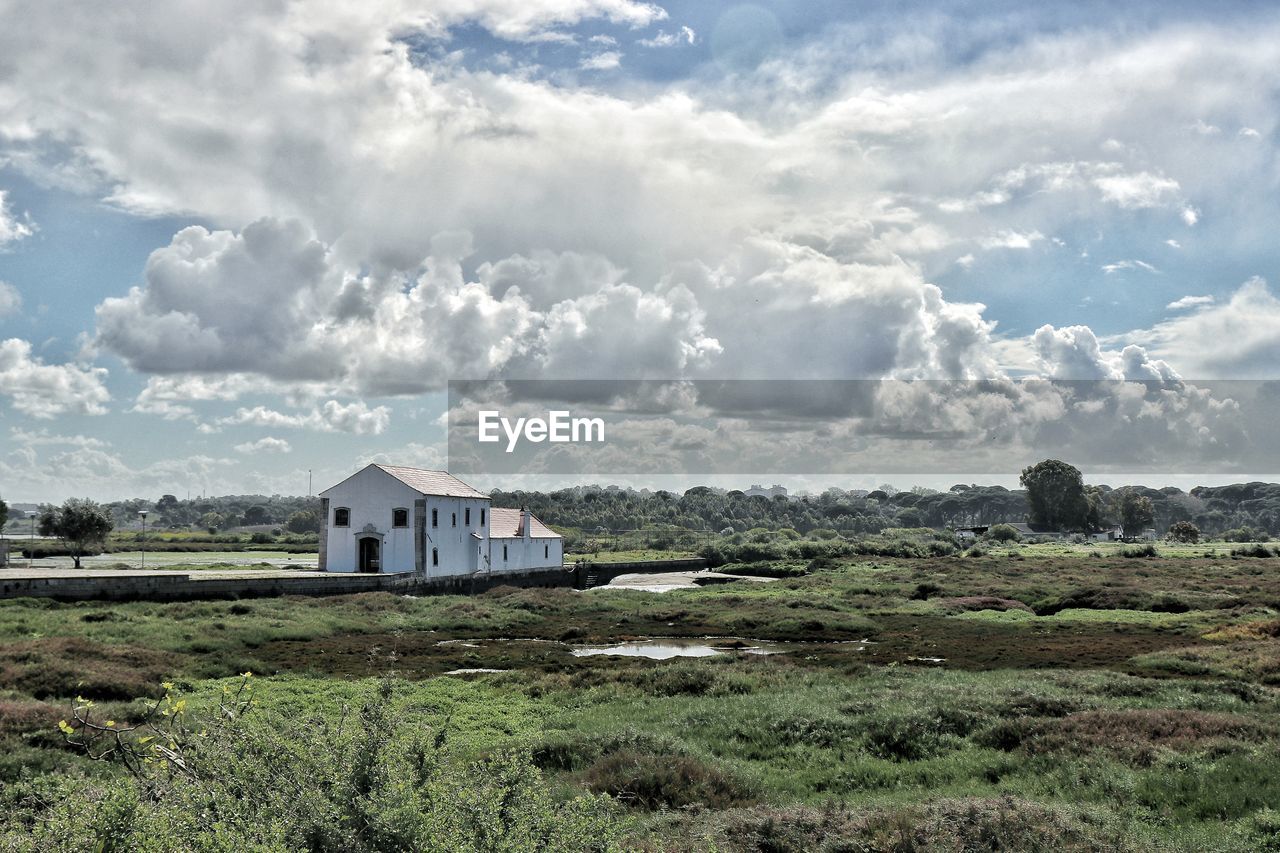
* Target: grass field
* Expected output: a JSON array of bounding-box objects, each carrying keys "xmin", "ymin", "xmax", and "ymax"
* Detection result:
[{"xmin": 4, "ymin": 549, "xmax": 1280, "ymax": 849}]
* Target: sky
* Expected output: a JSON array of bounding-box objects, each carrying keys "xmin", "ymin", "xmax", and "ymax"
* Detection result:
[{"xmin": 2, "ymin": 0, "xmax": 1280, "ymax": 501}]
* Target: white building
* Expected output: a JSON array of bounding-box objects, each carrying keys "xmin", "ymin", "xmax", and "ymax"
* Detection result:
[{"xmin": 318, "ymin": 464, "xmax": 563, "ymax": 576}]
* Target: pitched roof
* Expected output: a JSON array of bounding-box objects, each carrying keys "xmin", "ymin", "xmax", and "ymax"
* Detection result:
[
  {"xmin": 320, "ymin": 464, "xmax": 491, "ymax": 500},
  {"xmin": 373, "ymin": 465, "xmax": 491, "ymax": 499},
  {"xmin": 489, "ymin": 507, "xmax": 561, "ymax": 539}
]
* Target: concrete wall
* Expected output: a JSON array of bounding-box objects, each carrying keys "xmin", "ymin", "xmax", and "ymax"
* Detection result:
[{"xmin": 0, "ymin": 558, "xmax": 708, "ymax": 602}]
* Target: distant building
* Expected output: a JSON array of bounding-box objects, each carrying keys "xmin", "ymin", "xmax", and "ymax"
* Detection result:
[
  {"xmin": 744, "ymin": 483, "xmax": 789, "ymax": 500},
  {"xmin": 319, "ymin": 465, "xmax": 562, "ymax": 575}
]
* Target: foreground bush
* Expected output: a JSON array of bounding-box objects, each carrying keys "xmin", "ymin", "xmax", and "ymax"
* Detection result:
[{"xmin": 1, "ymin": 677, "xmax": 624, "ymax": 852}]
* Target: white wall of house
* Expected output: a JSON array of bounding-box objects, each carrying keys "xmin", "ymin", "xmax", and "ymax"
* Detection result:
[
  {"xmin": 321, "ymin": 467, "xmax": 491, "ymax": 576},
  {"xmin": 489, "ymin": 536, "xmax": 563, "ymax": 573},
  {"xmin": 320, "ymin": 466, "xmax": 562, "ymax": 576}
]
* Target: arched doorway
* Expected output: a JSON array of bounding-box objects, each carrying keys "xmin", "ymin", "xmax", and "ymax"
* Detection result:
[{"xmin": 357, "ymin": 536, "xmax": 381, "ymax": 573}]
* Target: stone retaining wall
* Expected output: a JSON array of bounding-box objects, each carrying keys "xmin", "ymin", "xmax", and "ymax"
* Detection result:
[{"xmin": 0, "ymin": 558, "xmax": 708, "ymax": 602}]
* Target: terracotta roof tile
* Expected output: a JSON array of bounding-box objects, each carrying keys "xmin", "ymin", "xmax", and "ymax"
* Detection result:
[
  {"xmin": 489, "ymin": 507, "xmax": 560, "ymax": 539},
  {"xmin": 372, "ymin": 465, "xmax": 491, "ymax": 499}
]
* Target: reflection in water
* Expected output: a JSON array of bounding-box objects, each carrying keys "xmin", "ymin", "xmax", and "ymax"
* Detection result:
[{"xmin": 571, "ymin": 638, "xmax": 784, "ymax": 659}]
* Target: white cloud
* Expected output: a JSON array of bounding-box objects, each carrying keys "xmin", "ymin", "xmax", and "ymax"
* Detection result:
[
  {"xmin": 1032, "ymin": 324, "xmax": 1177, "ymax": 381},
  {"xmin": 1166, "ymin": 294, "xmax": 1214, "ymax": 310},
  {"xmin": 579, "ymin": 50, "xmax": 622, "ymax": 70},
  {"xmin": 1131, "ymin": 277, "xmax": 1280, "ymax": 377},
  {"xmin": 218, "ymin": 400, "xmax": 390, "ymax": 434},
  {"xmin": 1092, "ymin": 171, "xmax": 1181, "ymax": 209},
  {"xmin": 0, "ymin": 339, "xmax": 110, "ymax": 418},
  {"xmin": 1101, "ymin": 259, "xmax": 1159, "ymax": 274},
  {"xmin": 1165, "ymin": 238, "xmax": 1181, "ymax": 249},
  {"xmin": 234, "ymin": 436, "xmax": 292, "ymax": 454},
  {"xmin": 0, "ymin": 281, "xmax": 21, "ymax": 317},
  {"xmin": 979, "ymin": 229, "xmax": 1043, "ymax": 250},
  {"xmin": 0, "ymin": 191, "xmax": 35, "ymax": 247},
  {"xmin": 638, "ymin": 25, "xmax": 695, "ymax": 48},
  {"xmin": 10, "ymin": 428, "xmax": 109, "ymax": 449}
]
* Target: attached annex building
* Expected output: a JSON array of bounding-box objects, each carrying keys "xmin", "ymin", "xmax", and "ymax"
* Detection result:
[{"xmin": 318, "ymin": 464, "xmax": 563, "ymax": 575}]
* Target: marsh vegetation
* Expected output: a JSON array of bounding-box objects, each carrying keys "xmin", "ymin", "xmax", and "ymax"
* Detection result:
[{"xmin": 4, "ymin": 549, "xmax": 1280, "ymax": 849}]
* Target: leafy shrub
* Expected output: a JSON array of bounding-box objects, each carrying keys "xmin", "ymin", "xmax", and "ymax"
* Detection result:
[
  {"xmin": 936, "ymin": 596, "xmax": 1033, "ymax": 614},
  {"xmin": 1223, "ymin": 527, "xmax": 1270, "ymax": 543},
  {"xmin": 860, "ymin": 711, "xmax": 965, "ymax": 761},
  {"xmin": 12, "ymin": 679, "xmax": 625, "ymax": 851},
  {"xmin": 1120, "ymin": 544, "xmax": 1158, "ymax": 558},
  {"xmin": 581, "ymin": 749, "xmax": 756, "ymax": 810},
  {"xmin": 985, "ymin": 523, "xmax": 1022, "ymax": 543},
  {"xmin": 1168, "ymin": 521, "xmax": 1200, "ymax": 543},
  {"xmin": 1232, "ymin": 543, "xmax": 1276, "ymax": 558}
]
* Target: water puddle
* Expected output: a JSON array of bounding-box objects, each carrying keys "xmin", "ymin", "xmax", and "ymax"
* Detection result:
[{"xmin": 571, "ymin": 637, "xmax": 787, "ymax": 659}]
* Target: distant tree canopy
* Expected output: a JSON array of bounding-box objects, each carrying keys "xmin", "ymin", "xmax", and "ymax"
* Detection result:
[
  {"xmin": 38, "ymin": 498, "xmax": 113, "ymax": 568},
  {"xmin": 0, "ymin": 498, "xmax": 7, "ymax": 531},
  {"xmin": 25, "ymin": 474, "xmax": 1278, "ymax": 544},
  {"xmin": 1019, "ymin": 459, "xmax": 1089, "ymax": 531}
]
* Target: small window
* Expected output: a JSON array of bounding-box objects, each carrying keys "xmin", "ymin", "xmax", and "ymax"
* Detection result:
[
  {"xmin": 432, "ymin": 508, "xmax": 438, "ymax": 528},
  {"xmin": 465, "ymin": 508, "xmax": 471, "ymax": 526},
  {"xmin": 503, "ymin": 544, "xmax": 508, "ymax": 561},
  {"xmin": 392, "ymin": 508, "xmax": 408, "ymax": 528},
  {"xmin": 481, "ymin": 508, "xmax": 486, "ymax": 526},
  {"xmin": 432, "ymin": 548, "xmax": 438, "ymax": 566},
  {"xmin": 544, "ymin": 544, "xmax": 549, "ymax": 559},
  {"xmin": 334, "ymin": 507, "xmax": 350, "ymax": 527},
  {"xmin": 452, "ymin": 512, "xmax": 457, "ymax": 527}
]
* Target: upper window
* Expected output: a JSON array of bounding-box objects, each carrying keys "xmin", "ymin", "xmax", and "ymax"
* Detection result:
[
  {"xmin": 465, "ymin": 508, "xmax": 471, "ymax": 526},
  {"xmin": 452, "ymin": 512, "xmax": 457, "ymax": 527},
  {"xmin": 544, "ymin": 544, "xmax": 549, "ymax": 559},
  {"xmin": 503, "ymin": 544, "xmax": 508, "ymax": 560},
  {"xmin": 392, "ymin": 508, "xmax": 408, "ymax": 528},
  {"xmin": 481, "ymin": 508, "xmax": 486, "ymax": 527},
  {"xmin": 432, "ymin": 508, "xmax": 438, "ymax": 528},
  {"xmin": 333, "ymin": 507, "xmax": 350, "ymax": 527}
]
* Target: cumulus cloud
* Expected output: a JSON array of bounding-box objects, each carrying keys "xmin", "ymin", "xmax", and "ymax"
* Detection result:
[
  {"xmin": 218, "ymin": 400, "xmax": 391, "ymax": 435},
  {"xmin": 1131, "ymin": 277, "xmax": 1280, "ymax": 377},
  {"xmin": 1032, "ymin": 324, "xmax": 1177, "ymax": 381},
  {"xmin": 579, "ymin": 50, "xmax": 622, "ymax": 70},
  {"xmin": 6, "ymin": 0, "xmax": 1280, "ymax": 460},
  {"xmin": 638, "ymin": 25, "xmax": 695, "ymax": 47},
  {"xmin": 979, "ymin": 229, "xmax": 1043, "ymax": 250},
  {"xmin": 1167, "ymin": 294, "xmax": 1214, "ymax": 310},
  {"xmin": 0, "ymin": 281, "xmax": 21, "ymax": 317},
  {"xmin": 233, "ymin": 436, "xmax": 292, "ymax": 454},
  {"xmin": 0, "ymin": 191, "xmax": 35, "ymax": 247},
  {"xmin": 0, "ymin": 339, "xmax": 110, "ymax": 418}
]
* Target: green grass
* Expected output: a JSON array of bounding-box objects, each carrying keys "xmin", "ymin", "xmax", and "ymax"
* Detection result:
[{"xmin": 6, "ymin": 552, "xmax": 1280, "ymax": 849}]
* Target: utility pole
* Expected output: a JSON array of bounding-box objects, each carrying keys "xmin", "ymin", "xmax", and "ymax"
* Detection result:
[
  {"xmin": 308, "ymin": 469, "xmax": 313, "ymax": 497},
  {"xmin": 139, "ymin": 510, "xmax": 148, "ymax": 570}
]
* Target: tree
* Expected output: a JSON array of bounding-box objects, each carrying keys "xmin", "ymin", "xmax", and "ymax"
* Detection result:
[
  {"xmin": 38, "ymin": 498, "xmax": 114, "ymax": 569},
  {"xmin": 1115, "ymin": 489, "xmax": 1156, "ymax": 537},
  {"xmin": 1019, "ymin": 459, "xmax": 1089, "ymax": 531},
  {"xmin": 1168, "ymin": 520, "xmax": 1200, "ymax": 543},
  {"xmin": 0, "ymin": 497, "xmax": 7, "ymax": 531},
  {"xmin": 286, "ymin": 509, "xmax": 320, "ymax": 534}
]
